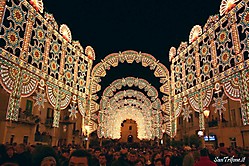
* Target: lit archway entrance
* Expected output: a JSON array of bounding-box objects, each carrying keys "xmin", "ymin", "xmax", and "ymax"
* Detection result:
[
  {"xmin": 120, "ymin": 119, "xmax": 138, "ymax": 142},
  {"xmin": 88, "ymin": 51, "xmax": 171, "ymax": 138}
]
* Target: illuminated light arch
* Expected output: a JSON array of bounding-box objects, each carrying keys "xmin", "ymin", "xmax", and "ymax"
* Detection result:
[
  {"xmin": 102, "ymin": 90, "xmax": 153, "ymax": 109},
  {"xmin": 189, "ymin": 25, "xmax": 202, "ymax": 43},
  {"xmin": 219, "ymin": 0, "xmax": 239, "ymax": 16},
  {"xmin": 97, "ymin": 78, "xmax": 163, "ymax": 139},
  {"xmin": 0, "ymin": 62, "xmax": 38, "ymax": 97},
  {"xmin": 59, "ymin": 24, "xmax": 72, "ymax": 43},
  {"xmin": 85, "ymin": 46, "xmax": 95, "ymax": 60},
  {"xmin": 103, "ymin": 77, "xmax": 159, "ymax": 101},
  {"xmin": 99, "ymin": 106, "xmax": 154, "ymax": 140},
  {"xmin": 29, "ymin": 0, "xmax": 44, "ymax": 13},
  {"xmin": 169, "ymin": 47, "xmax": 176, "ymax": 62},
  {"xmin": 221, "ymin": 74, "xmax": 241, "ymax": 101},
  {"xmin": 188, "ymin": 88, "xmax": 213, "ymax": 112},
  {"xmin": 89, "ymin": 50, "xmax": 170, "ymax": 137},
  {"xmin": 46, "ymin": 85, "xmax": 71, "ymax": 109},
  {"xmin": 203, "ymin": 15, "xmax": 219, "ymax": 32}
]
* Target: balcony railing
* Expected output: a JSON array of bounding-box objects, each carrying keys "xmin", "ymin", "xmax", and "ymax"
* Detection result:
[
  {"xmin": 16, "ymin": 112, "xmax": 40, "ymax": 125},
  {"xmin": 45, "ymin": 118, "xmax": 53, "ymax": 128},
  {"xmin": 34, "ymin": 132, "xmax": 52, "ymax": 145}
]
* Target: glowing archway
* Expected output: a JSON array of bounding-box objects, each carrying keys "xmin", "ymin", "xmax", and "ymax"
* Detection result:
[
  {"xmin": 88, "ymin": 50, "xmax": 171, "ymax": 138},
  {"xmin": 97, "ymin": 77, "xmax": 162, "ymax": 139}
]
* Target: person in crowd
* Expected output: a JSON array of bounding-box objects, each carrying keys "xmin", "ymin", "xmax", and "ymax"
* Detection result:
[
  {"xmin": 92, "ymin": 147, "xmax": 101, "ymax": 166},
  {"xmin": 59, "ymin": 148, "xmax": 70, "ymax": 166},
  {"xmin": 98, "ymin": 153, "xmax": 109, "ymax": 166},
  {"xmin": 32, "ymin": 145, "xmax": 59, "ymax": 166},
  {"xmin": 144, "ymin": 151, "xmax": 152, "ymax": 166},
  {"xmin": 182, "ymin": 146, "xmax": 194, "ymax": 166},
  {"xmin": 128, "ymin": 150, "xmax": 138, "ymax": 166},
  {"xmin": 15, "ymin": 143, "xmax": 32, "ymax": 166},
  {"xmin": 68, "ymin": 149, "xmax": 92, "ymax": 166},
  {"xmin": 112, "ymin": 151, "xmax": 120, "ymax": 161},
  {"xmin": 111, "ymin": 148, "xmax": 129, "ymax": 166},
  {"xmin": 135, "ymin": 159, "xmax": 145, "ymax": 166},
  {"xmin": 3, "ymin": 146, "xmax": 17, "ymax": 164},
  {"xmin": 154, "ymin": 158, "xmax": 164, "ymax": 166},
  {"xmin": 194, "ymin": 148, "xmax": 217, "ymax": 166}
]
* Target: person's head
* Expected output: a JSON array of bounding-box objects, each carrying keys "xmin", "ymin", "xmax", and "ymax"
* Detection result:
[
  {"xmin": 32, "ymin": 145, "xmax": 59, "ymax": 166},
  {"xmin": 154, "ymin": 158, "xmax": 164, "ymax": 166},
  {"xmin": 69, "ymin": 149, "xmax": 91, "ymax": 166},
  {"xmin": 128, "ymin": 150, "xmax": 137, "ymax": 163},
  {"xmin": 113, "ymin": 151, "xmax": 120, "ymax": 160},
  {"xmin": 94, "ymin": 147, "xmax": 101, "ymax": 158},
  {"xmin": 98, "ymin": 153, "xmax": 107, "ymax": 165},
  {"xmin": 200, "ymin": 148, "xmax": 209, "ymax": 157},
  {"xmin": 6, "ymin": 146, "xmax": 14, "ymax": 157},
  {"xmin": 135, "ymin": 159, "xmax": 144, "ymax": 166},
  {"xmin": 16, "ymin": 143, "xmax": 26, "ymax": 154},
  {"xmin": 61, "ymin": 148, "xmax": 70, "ymax": 159}
]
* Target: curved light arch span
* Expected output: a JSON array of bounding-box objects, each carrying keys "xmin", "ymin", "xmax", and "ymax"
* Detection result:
[
  {"xmin": 98, "ymin": 77, "xmax": 163, "ymax": 139},
  {"xmin": 88, "ymin": 50, "xmax": 171, "ymax": 138},
  {"xmin": 99, "ymin": 106, "xmax": 154, "ymax": 140}
]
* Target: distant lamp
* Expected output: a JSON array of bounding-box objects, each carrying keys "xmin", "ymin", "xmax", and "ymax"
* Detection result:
[{"xmin": 203, "ymin": 109, "xmax": 210, "ymax": 118}]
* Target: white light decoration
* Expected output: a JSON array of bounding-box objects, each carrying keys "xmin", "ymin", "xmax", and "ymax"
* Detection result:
[
  {"xmin": 68, "ymin": 103, "xmax": 78, "ymax": 120},
  {"xmin": 181, "ymin": 105, "xmax": 192, "ymax": 122},
  {"xmin": 189, "ymin": 25, "xmax": 202, "ymax": 43},
  {"xmin": 29, "ymin": 0, "xmax": 44, "ymax": 13},
  {"xmin": 219, "ymin": 0, "xmax": 239, "ymax": 16},
  {"xmin": 59, "ymin": 24, "xmax": 72, "ymax": 43},
  {"xmin": 85, "ymin": 46, "xmax": 95, "ymax": 60},
  {"xmin": 212, "ymin": 95, "xmax": 228, "ymax": 115},
  {"xmin": 33, "ymin": 89, "xmax": 47, "ymax": 111},
  {"xmin": 102, "ymin": 106, "xmax": 154, "ymax": 140},
  {"xmin": 169, "ymin": 47, "xmax": 176, "ymax": 62}
]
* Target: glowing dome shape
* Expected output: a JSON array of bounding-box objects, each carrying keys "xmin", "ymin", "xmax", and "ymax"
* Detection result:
[
  {"xmin": 59, "ymin": 24, "xmax": 72, "ymax": 43},
  {"xmin": 169, "ymin": 47, "xmax": 176, "ymax": 62},
  {"xmin": 30, "ymin": 0, "xmax": 44, "ymax": 13},
  {"xmin": 189, "ymin": 25, "xmax": 202, "ymax": 43},
  {"xmin": 219, "ymin": 0, "xmax": 239, "ymax": 16},
  {"xmin": 85, "ymin": 46, "xmax": 95, "ymax": 60}
]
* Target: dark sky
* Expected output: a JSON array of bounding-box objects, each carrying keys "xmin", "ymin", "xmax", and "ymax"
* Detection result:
[{"xmin": 43, "ymin": 0, "xmax": 221, "ymax": 95}]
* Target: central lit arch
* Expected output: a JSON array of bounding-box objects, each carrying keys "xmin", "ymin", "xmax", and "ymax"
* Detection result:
[
  {"xmin": 98, "ymin": 77, "xmax": 162, "ymax": 139},
  {"xmin": 104, "ymin": 106, "xmax": 151, "ymax": 139},
  {"xmin": 88, "ymin": 50, "xmax": 171, "ymax": 137}
]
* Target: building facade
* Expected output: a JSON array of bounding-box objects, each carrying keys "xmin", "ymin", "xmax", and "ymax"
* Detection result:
[
  {"xmin": 0, "ymin": 0, "xmax": 94, "ymax": 146},
  {"xmin": 170, "ymin": 0, "xmax": 249, "ymax": 147}
]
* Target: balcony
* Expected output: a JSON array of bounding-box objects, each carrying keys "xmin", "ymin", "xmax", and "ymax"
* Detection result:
[
  {"xmin": 34, "ymin": 132, "xmax": 52, "ymax": 145},
  {"xmin": 208, "ymin": 119, "xmax": 229, "ymax": 128},
  {"xmin": 16, "ymin": 112, "xmax": 40, "ymax": 125},
  {"xmin": 45, "ymin": 118, "xmax": 53, "ymax": 128},
  {"xmin": 60, "ymin": 115, "xmax": 74, "ymax": 124}
]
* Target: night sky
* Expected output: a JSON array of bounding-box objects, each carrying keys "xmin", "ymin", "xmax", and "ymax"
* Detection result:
[{"xmin": 44, "ymin": 0, "xmax": 221, "ymax": 94}]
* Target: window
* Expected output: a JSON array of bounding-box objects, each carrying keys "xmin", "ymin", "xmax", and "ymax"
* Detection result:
[
  {"xmin": 25, "ymin": 100, "xmax": 33, "ymax": 115},
  {"xmin": 23, "ymin": 136, "xmax": 28, "ymax": 145},
  {"xmin": 47, "ymin": 108, "xmax": 54, "ymax": 119},
  {"xmin": 129, "ymin": 126, "xmax": 132, "ymax": 130},
  {"xmin": 230, "ymin": 137, "xmax": 236, "ymax": 148},
  {"xmin": 10, "ymin": 135, "xmax": 14, "ymax": 144},
  {"xmin": 230, "ymin": 109, "xmax": 236, "ymax": 127},
  {"xmin": 73, "ymin": 123, "xmax": 76, "ymax": 131},
  {"xmin": 189, "ymin": 114, "xmax": 193, "ymax": 123},
  {"xmin": 178, "ymin": 117, "xmax": 183, "ymax": 126}
]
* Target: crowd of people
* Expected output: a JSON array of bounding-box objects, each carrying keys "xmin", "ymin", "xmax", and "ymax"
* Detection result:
[{"xmin": 0, "ymin": 141, "xmax": 248, "ymax": 166}]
